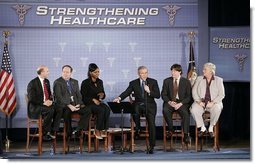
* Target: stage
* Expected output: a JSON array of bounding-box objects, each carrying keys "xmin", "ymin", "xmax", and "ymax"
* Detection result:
[{"xmin": 0, "ymin": 140, "xmax": 250, "ymax": 160}]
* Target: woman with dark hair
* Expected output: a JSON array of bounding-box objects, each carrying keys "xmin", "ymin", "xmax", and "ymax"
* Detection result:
[{"xmin": 81, "ymin": 63, "xmax": 110, "ymax": 139}]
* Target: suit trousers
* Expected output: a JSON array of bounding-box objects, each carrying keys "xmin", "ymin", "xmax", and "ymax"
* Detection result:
[
  {"xmin": 55, "ymin": 106, "xmax": 91, "ymax": 136},
  {"xmin": 89, "ymin": 103, "xmax": 110, "ymax": 130},
  {"xmin": 163, "ymin": 103, "xmax": 190, "ymax": 134},
  {"xmin": 40, "ymin": 105, "xmax": 55, "ymax": 133},
  {"xmin": 190, "ymin": 102, "xmax": 222, "ymax": 128},
  {"xmin": 133, "ymin": 103, "xmax": 157, "ymax": 148}
]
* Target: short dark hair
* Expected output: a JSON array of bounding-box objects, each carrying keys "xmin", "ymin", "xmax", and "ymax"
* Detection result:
[
  {"xmin": 87, "ymin": 63, "xmax": 99, "ymax": 77},
  {"xmin": 62, "ymin": 65, "xmax": 73, "ymax": 72},
  {"xmin": 171, "ymin": 64, "xmax": 182, "ymax": 74}
]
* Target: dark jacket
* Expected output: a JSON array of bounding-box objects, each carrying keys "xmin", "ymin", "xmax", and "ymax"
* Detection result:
[
  {"xmin": 161, "ymin": 76, "xmax": 192, "ymax": 105},
  {"xmin": 119, "ymin": 78, "xmax": 160, "ymax": 104},
  {"xmin": 27, "ymin": 77, "xmax": 52, "ymax": 119},
  {"xmin": 81, "ymin": 78, "xmax": 106, "ymax": 105},
  {"xmin": 53, "ymin": 77, "xmax": 83, "ymax": 108}
]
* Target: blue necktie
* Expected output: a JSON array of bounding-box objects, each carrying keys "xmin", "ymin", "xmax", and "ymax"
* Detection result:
[
  {"xmin": 141, "ymin": 81, "xmax": 145, "ymax": 98},
  {"xmin": 66, "ymin": 80, "xmax": 72, "ymax": 94}
]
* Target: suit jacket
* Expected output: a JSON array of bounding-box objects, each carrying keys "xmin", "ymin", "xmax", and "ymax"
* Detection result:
[
  {"xmin": 119, "ymin": 78, "xmax": 160, "ymax": 104},
  {"xmin": 27, "ymin": 77, "xmax": 52, "ymax": 119},
  {"xmin": 161, "ymin": 77, "xmax": 192, "ymax": 105},
  {"xmin": 81, "ymin": 78, "xmax": 106, "ymax": 105},
  {"xmin": 53, "ymin": 77, "xmax": 84, "ymax": 109},
  {"xmin": 192, "ymin": 76, "xmax": 225, "ymax": 105}
]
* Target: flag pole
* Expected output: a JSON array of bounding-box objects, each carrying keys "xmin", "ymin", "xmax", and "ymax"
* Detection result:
[{"xmin": 3, "ymin": 30, "xmax": 11, "ymax": 152}]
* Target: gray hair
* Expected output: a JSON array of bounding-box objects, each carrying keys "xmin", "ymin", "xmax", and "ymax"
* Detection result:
[
  {"xmin": 203, "ymin": 62, "xmax": 216, "ymax": 75},
  {"xmin": 137, "ymin": 66, "xmax": 148, "ymax": 72}
]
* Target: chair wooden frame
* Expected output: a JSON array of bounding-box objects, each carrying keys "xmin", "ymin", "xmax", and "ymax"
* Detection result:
[
  {"xmin": 163, "ymin": 111, "xmax": 187, "ymax": 151},
  {"xmin": 84, "ymin": 115, "xmax": 108, "ymax": 153},
  {"xmin": 130, "ymin": 115, "xmax": 149, "ymax": 153},
  {"xmin": 25, "ymin": 94, "xmax": 56, "ymax": 155},
  {"xmin": 195, "ymin": 111, "xmax": 220, "ymax": 152}
]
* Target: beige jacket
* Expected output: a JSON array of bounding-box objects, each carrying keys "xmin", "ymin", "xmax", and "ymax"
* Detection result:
[{"xmin": 192, "ymin": 76, "xmax": 225, "ymax": 104}]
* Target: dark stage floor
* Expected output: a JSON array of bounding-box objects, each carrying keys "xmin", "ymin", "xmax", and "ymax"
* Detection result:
[{"xmin": 0, "ymin": 138, "xmax": 250, "ymax": 160}]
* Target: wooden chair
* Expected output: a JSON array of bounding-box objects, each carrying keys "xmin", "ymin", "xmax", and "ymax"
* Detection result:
[
  {"xmin": 163, "ymin": 111, "xmax": 188, "ymax": 151},
  {"xmin": 61, "ymin": 113, "xmax": 84, "ymax": 154},
  {"xmin": 130, "ymin": 115, "xmax": 149, "ymax": 153},
  {"xmin": 195, "ymin": 111, "xmax": 220, "ymax": 152},
  {"xmin": 25, "ymin": 94, "xmax": 56, "ymax": 155},
  {"xmin": 128, "ymin": 95, "xmax": 149, "ymax": 153},
  {"xmin": 84, "ymin": 115, "xmax": 108, "ymax": 153}
]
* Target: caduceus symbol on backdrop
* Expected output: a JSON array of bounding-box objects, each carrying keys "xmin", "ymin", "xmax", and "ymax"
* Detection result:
[{"xmin": 12, "ymin": 4, "xmax": 32, "ymax": 26}]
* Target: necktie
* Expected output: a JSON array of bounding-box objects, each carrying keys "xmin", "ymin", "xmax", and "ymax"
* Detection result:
[
  {"xmin": 66, "ymin": 80, "xmax": 72, "ymax": 94},
  {"xmin": 173, "ymin": 79, "xmax": 178, "ymax": 101},
  {"xmin": 43, "ymin": 79, "xmax": 49, "ymax": 101},
  {"xmin": 141, "ymin": 81, "xmax": 145, "ymax": 98}
]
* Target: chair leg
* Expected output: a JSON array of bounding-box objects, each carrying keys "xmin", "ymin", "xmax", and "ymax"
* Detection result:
[
  {"xmin": 38, "ymin": 118, "xmax": 43, "ymax": 155},
  {"xmin": 79, "ymin": 131, "xmax": 83, "ymax": 154},
  {"xmin": 163, "ymin": 118, "xmax": 167, "ymax": 151},
  {"xmin": 53, "ymin": 132, "xmax": 57, "ymax": 154},
  {"xmin": 26, "ymin": 120, "xmax": 30, "ymax": 153},
  {"xmin": 130, "ymin": 117, "xmax": 135, "ymax": 153},
  {"xmin": 63, "ymin": 123, "xmax": 67, "ymax": 154},
  {"xmin": 195, "ymin": 127, "xmax": 198, "ymax": 152}
]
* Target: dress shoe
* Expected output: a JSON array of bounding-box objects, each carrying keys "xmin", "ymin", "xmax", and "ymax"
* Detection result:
[
  {"xmin": 135, "ymin": 130, "xmax": 140, "ymax": 139},
  {"xmin": 148, "ymin": 147, "xmax": 154, "ymax": 154},
  {"xmin": 167, "ymin": 130, "xmax": 174, "ymax": 137},
  {"xmin": 198, "ymin": 130, "xmax": 206, "ymax": 138},
  {"xmin": 43, "ymin": 135, "xmax": 52, "ymax": 141},
  {"xmin": 72, "ymin": 130, "xmax": 81, "ymax": 138},
  {"xmin": 209, "ymin": 132, "xmax": 215, "ymax": 138},
  {"xmin": 93, "ymin": 130, "xmax": 103, "ymax": 140},
  {"xmin": 183, "ymin": 135, "xmax": 191, "ymax": 144},
  {"xmin": 46, "ymin": 132, "xmax": 56, "ymax": 139}
]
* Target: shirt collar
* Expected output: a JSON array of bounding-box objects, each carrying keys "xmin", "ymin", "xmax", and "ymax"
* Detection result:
[
  {"xmin": 38, "ymin": 75, "xmax": 44, "ymax": 82},
  {"xmin": 203, "ymin": 75, "xmax": 215, "ymax": 80}
]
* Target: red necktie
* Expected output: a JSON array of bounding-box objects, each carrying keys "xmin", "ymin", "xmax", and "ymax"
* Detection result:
[
  {"xmin": 173, "ymin": 79, "xmax": 178, "ymax": 101},
  {"xmin": 43, "ymin": 79, "xmax": 49, "ymax": 100}
]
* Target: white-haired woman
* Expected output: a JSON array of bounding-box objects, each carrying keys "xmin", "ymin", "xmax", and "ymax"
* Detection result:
[{"xmin": 190, "ymin": 63, "xmax": 225, "ymax": 138}]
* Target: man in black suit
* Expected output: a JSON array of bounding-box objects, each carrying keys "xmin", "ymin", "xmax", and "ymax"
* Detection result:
[
  {"xmin": 27, "ymin": 65, "xmax": 56, "ymax": 140},
  {"xmin": 161, "ymin": 64, "xmax": 192, "ymax": 144},
  {"xmin": 113, "ymin": 66, "xmax": 160, "ymax": 154},
  {"xmin": 53, "ymin": 65, "xmax": 91, "ymax": 138}
]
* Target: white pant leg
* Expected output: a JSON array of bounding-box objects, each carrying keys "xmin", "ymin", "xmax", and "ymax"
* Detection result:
[
  {"xmin": 207, "ymin": 103, "xmax": 223, "ymax": 126},
  {"xmin": 190, "ymin": 103, "xmax": 205, "ymax": 128}
]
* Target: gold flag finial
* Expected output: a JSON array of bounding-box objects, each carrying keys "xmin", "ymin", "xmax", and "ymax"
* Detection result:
[
  {"xmin": 3, "ymin": 30, "xmax": 11, "ymax": 38},
  {"xmin": 188, "ymin": 31, "xmax": 196, "ymax": 41}
]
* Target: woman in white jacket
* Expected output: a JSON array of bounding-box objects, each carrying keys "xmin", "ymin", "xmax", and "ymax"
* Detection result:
[{"xmin": 190, "ymin": 62, "xmax": 225, "ymax": 138}]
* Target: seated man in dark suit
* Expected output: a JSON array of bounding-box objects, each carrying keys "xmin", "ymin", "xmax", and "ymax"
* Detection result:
[
  {"xmin": 53, "ymin": 65, "xmax": 91, "ymax": 138},
  {"xmin": 161, "ymin": 64, "xmax": 192, "ymax": 144},
  {"xmin": 27, "ymin": 65, "xmax": 56, "ymax": 140},
  {"xmin": 113, "ymin": 66, "xmax": 160, "ymax": 154}
]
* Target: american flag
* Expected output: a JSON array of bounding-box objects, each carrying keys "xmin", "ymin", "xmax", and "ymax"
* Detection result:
[
  {"xmin": 0, "ymin": 42, "xmax": 17, "ymax": 116},
  {"xmin": 187, "ymin": 41, "xmax": 197, "ymax": 87}
]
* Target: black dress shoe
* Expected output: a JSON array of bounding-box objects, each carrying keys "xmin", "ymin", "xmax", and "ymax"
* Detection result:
[
  {"xmin": 72, "ymin": 130, "xmax": 81, "ymax": 138},
  {"xmin": 209, "ymin": 132, "xmax": 215, "ymax": 138},
  {"xmin": 184, "ymin": 136, "xmax": 191, "ymax": 144},
  {"xmin": 43, "ymin": 135, "xmax": 52, "ymax": 141},
  {"xmin": 198, "ymin": 130, "xmax": 206, "ymax": 137},
  {"xmin": 135, "ymin": 130, "xmax": 140, "ymax": 139},
  {"xmin": 148, "ymin": 147, "xmax": 154, "ymax": 154}
]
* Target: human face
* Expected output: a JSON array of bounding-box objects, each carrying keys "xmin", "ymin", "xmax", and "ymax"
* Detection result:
[
  {"xmin": 138, "ymin": 68, "xmax": 148, "ymax": 81},
  {"xmin": 203, "ymin": 66, "xmax": 212, "ymax": 78},
  {"xmin": 40, "ymin": 67, "xmax": 49, "ymax": 79},
  {"xmin": 62, "ymin": 67, "xmax": 72, "ymax": 80},
  {"xmin": 171, "ymin": 69, "xmax": 181, "ymax": 79},
  {"xmin": 90, "ymin": 68, "xmax": 100, "ymax": 79}
]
